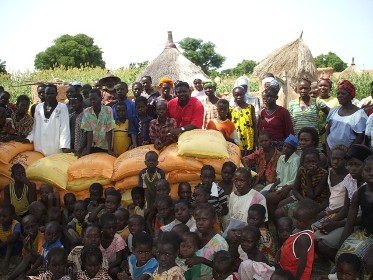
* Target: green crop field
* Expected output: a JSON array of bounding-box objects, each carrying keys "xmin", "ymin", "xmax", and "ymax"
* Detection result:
[{"xmin": 0, "ymin": 67, "xmax": 371, "ymax": 102}]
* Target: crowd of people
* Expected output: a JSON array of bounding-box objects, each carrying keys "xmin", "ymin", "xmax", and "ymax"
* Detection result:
[{"xmin": 0, "ymin": 73, "xmax": 373, "ymax": 280}]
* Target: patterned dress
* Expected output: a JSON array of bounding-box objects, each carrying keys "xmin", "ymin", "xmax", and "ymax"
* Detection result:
[
  {"xmin": 230, "ymin": 105, "xmax": 255, "ymax": 151},
  {"xmin": 153, "ymin": 266, "xmax": 185, "ymax": 280}
]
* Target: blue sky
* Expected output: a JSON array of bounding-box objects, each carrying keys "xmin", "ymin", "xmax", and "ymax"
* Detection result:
[{"xmin": 1, "ymin": 0, "xmax": 372, "ymax": 72}]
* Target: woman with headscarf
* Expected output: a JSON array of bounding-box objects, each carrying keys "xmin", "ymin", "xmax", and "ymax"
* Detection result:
[
  {"xmin": 201, "ymin": 80, "xmax": 219, "ymax": 129},
  {"xmin": 158, "ymin": 77, "xmax": 174, "ymax": 102},
  {"xmin": 258, "ymin": 80, "xmax": 294, "ymax": 150},
  {"xmin": 229, "ymin": 76, "xmax": 261, "ymax": 121},
  {"xmin": 326, "ymin": 80, "xmax": 367, "ymax": 153}
]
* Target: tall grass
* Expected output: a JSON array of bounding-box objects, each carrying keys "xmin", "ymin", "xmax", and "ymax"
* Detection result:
[{"xmin": 0, "ymin": 67, "xmax": 371, "ymax": 102}]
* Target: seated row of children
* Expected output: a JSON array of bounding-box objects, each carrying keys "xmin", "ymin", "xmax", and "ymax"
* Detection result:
[{"xmin": 2, "ymin": 133, "xmax": 373, "ymax": 279}]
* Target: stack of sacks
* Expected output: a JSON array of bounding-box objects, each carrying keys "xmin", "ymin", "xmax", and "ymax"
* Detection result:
[
  {"xmin": 67, "ymin": 153, "xmax": 116, "ymax": 192},
  {"xmin": 26, "ymin": 153, "xmax": 77, "ymax": 190},
  {"xmin": 0, "ymin": 142, "xmax": 38, "ymax": 189},
  {"xmin": 113, "ymin": 130, "xmax": 241, "ymax": 203}
]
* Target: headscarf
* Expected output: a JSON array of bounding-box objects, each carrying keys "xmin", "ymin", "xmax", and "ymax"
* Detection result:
[
  {"xmin": 159, "ymin": 77, "xmax": 174, "ymax": 88},
  {"xmin": 233, "ymin": 76, "xmax": 250, "ymax": 92},
  {"xmin": 261, "ymin": 77, "xmax": 274, "ymax": 89},
  {"xmin": 202, "ymin": 80, "xmax": 216, "ymax": 88},
  {"xmin": 284, "ymin": 134, "xmax": 298, "ymax": 149},
  {"xmin": 317, "ymin": 76, "xmax": 332, "ymax": 88},
  {"xmin": 337, "ymin": 80, "xmax": 356, "ymax": 98},
  {"xmin": 265, "ymin": 79, "xmax": 280, "ymax": 95},
  {"xmin": 346, "ymin": 144, "xmax": 372, "ymax": 162}
]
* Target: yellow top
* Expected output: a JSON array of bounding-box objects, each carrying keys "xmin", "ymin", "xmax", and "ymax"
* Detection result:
[
  {"xmin": 10, "ymin": 182, "xmax": 29, "ymax": 216},
  {"xmin": 113, "ymin": 120, "xmax": 131, "ymax": 156}
]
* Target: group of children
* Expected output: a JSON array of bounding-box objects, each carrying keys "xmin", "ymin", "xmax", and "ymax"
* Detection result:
[{"xmin": 1, "ymin": 136, "xmax": 373, "ymax": 280}]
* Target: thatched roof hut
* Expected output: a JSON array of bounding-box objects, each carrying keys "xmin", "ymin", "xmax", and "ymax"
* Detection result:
[
  {"xmin": 136, "ymin": 31, "xmax": 209, "ymax": 86},
  {"xmin": 252, "ymin": 32, "xmax": 317, "ymax": 106},
  {"xmin": 253, "ymin": 32, "xmax": 317, "ymax": 86},
  {"xmin": 340, "ymin": 57, "xmax": 363, "ymax": 78}
]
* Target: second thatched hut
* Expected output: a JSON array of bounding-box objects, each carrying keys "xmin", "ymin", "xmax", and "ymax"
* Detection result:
[{"xmin": 252, "ymin": 32, "xmax": 317, "ymax": 107}]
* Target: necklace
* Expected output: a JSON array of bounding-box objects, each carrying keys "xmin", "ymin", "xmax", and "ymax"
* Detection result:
[{"xmin": 145, "ymin": 170, "xmax": 158, "ymax": 183}]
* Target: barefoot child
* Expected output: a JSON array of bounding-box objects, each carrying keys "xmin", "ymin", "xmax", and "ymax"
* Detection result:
[
  {"xmin": 279, "ymin": 198, "xmax": 319, "ymax": 280},
  {"xmin": 3, "ymin": 163, "xmax": 36, "ymax": 217}
]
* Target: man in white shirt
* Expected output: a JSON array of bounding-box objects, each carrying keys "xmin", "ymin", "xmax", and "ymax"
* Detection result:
[{"xmin": 27, "ymin": 84, "xmax": 70, "ymax": 156}]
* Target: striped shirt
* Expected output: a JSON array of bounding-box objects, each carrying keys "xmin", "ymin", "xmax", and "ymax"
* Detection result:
[{"xmin": 288, "ymin": 97, "xmax": 327, "ymax": 135}]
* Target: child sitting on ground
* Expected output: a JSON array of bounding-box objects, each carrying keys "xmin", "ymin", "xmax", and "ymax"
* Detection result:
[
  {"xmin": 3, "ymin": 163, "xmax": 36, "ymax": 217},
  {"xmin": 76, "ymin": 245, "xmax": 110, "ymax": 279},
  {"xmin": 276, "ymin": 217, "xmax": 293, "ymax": 249},
  {"xmin": 318, "ymin": 252, "xmax": 361, "ymax": 280},
  {"xmin": 139, "ymin": 151, "xmax": 166, "ymax": 211},
  {"xmin": 126, "ymin": 232, "xmax": 158, "ymax": 280},
  {"xmin": 160, "ymin": 200, "xmax": 196, "ymax": 232},
  {"xmin": 218, "ymin": 161, "xmax": 237, "ymax": 198},
  {"xmin": 67, "ymin": 200, "xmax": 87, "ymax": 241},
  {"xmin": 88, "ymin": 189, "xmax": 122, "ymax": 223},
  {"xmin": 246, "ymin": 204, "xmax": 276, "ymax": 265},
  {"xmin": 28, "ymin": 247, "xmax": 71, "ymax": 280},
  {"xmin": 278, "ymin": 198, "xmax": 319, "ymax": 280},
  {"xmin": 0, "ymin": 205, "xmax": 22, "ymax": 272},
  {"xmin": 29, "ymin": 221, "xmax": 64, "ymax": 275},
  {"xmin": 99, "ymin": 213, "xmax": 126, "ymax": 279},
  {"xmin": 127, "ymin": 215, "xmax": 145, "ymax": 253},
  {"xmin": 153, "ymin": 231, "xmax": 184, "ymax": 279},
  {"xmin": 213, "ymin": 250, "xmax": 239, "ymax": 280},
  {"xmin": 149, "ymin": 101, "xmax": 177, "ymax": 150},
  {"xmin": 62, "ymin": 193, "xmax": 76, "ymax": 226},
  {"xmin": 154, "ymin": 196, "xmax": 175, "ymax": 231},
  {"xmin": 275, "ymin": 147, "xmax": 328, "ymax": 219},
  {"xmin": 128, "ymin": 187, "xmax": 146, "ymax": 217},
  {"xmin": 129, "ymin": 96, "xmax": 153, "ymax": 149},
  {"xmin": 237, "ymin": 226, "xmax": 268, "ymax": 264},
  {"xmin": 115, "ymin": 208, "xmax": 130, "ymax": 241},
  {"xmin": 68, "ymin": 224, "xmax": 109, "ymax": 275},
  {"xmin": 84, "ymin": 183, "xmax": 105, "ymax": 213},
  {"xmin": 8, "ymin": 214, "xmax": 44, "ymax": 280},
  {"xmin": 39, "ymin": 184, "xmax": 60, "ymax": 210},
  {"xmin": 177, "ymin": 182, "xmax": 192, "ymax": 203},
  {"xmin": 28, "ymin": 201, "xmax": 47, "ymax": 228},
  {"xmin": 176, "ymin": 232, "xmax": 200, "ymax": 278}
]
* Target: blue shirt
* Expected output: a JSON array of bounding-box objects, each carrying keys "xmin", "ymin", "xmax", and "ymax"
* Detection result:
[
  {"xmin": 128, "ymin": 254, "xmax": 158, "ymax": 278},
  {"xmin": 41, "ymin": 240, "xmax": 64, "ymax": 264},
  {"xmin": 112, "ymin": 99, "xmax": 136, "ymax": 120},
  {"xmin": 128, "ymin": 115, "xmax": 153, "ymax": 144}
]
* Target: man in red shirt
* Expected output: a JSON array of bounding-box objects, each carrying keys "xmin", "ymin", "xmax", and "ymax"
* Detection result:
[{"xmin": 167, "ymin": 81, "xmax": 204, "ymax": 136}]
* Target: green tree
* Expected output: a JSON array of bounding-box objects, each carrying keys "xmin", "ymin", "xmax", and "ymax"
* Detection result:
[
  {"xmin": 34, "ymin": 34, "xmax": 105, "ymax": 70},
  {"xmin": 221, "ymin": 59, "xmax": 258, "ymax": 76},
  {"xmin": 178, "ymin": 38, "xmax": 225, "ymax": 74},
  {"xmin": 0, "ymin": 59, "xmax": 6, "ymax": 74},
  {"xmin": 314, "ymin": 52, "xmax": 347, "ymax": 72}
]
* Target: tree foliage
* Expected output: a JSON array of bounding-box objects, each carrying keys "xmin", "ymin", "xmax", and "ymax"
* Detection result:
[
  {"xmin": 178, "ymin": 38, "xmax": 225, "ymax": 75},
  {"xmin": 314, "ymin": 52, "xmax": 347, "ymax": 72},
  {"xmin": 221, "ymin": 60, "xmax": 258, "ymax": 76},
  {"xmin": 0, "ymin": 59, "xmax": 7, "ymax": 74},
  {"xmin": 34, "ymin": 34, "xmax": 105, "ymax": 70}
]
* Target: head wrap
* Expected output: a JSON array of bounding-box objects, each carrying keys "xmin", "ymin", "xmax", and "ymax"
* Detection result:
[
  {"xmin": 346, "ymin": 144, "xmax": 372, "ymax": 162},
  {"xmin": 337, "ymin": 80, "xmax": 356, "ymax": 98},
  {"xmin": 233, "ymin": 76, "xmax": 250, "ymax": 92},
  {"xmin": 317, "ymin": 76, "xmax": 332, "ymax": 88},
  {"xmin": 70, "ymin": 81, "xmax": 82, "ymax": 86},
  {"xmin": 261, "ymin": 77, "xmax": 274, "ymax": 89},
  {"xmin": 203, "ymin": 80, "xmax": 216, "ymax": 88},
  {"xmin": 159, "ymin": 77, "xmax": 174, "ymax": 88},
  {"xmin": 284, "ymin": 134, "xmax": 298, "ymax": 149}
]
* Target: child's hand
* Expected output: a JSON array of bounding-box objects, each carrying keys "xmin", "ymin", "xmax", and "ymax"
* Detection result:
[
  {"xmin": 23, "ymin": 234, "xmax": 31, "ymax": 249},
  {"xmin": 185, "ymin": 256, "xmax": 206, "ymax": 267}
]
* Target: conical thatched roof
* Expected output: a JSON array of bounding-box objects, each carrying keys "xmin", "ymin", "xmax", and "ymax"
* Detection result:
[
  {"xmin": 252, "ymin": 32, "xmax": 317, "ymax": 88},
  {"xmin": 136, "ymin": 31, "xmax": 209, "ymax": 85},
  {"xmin": 340, "ymin": 57, "xmax": 363, "ymax": 78}
]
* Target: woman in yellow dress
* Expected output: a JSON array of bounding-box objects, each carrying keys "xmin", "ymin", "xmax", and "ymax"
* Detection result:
[{"xmin": 230, "ymin": 86, "xmax": 257, "ymax": 156}]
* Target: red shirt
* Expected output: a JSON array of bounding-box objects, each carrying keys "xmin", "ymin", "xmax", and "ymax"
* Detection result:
[
  {"xmin": 167, "ymin": 97, "xmax": 204, "ymax": 128},
  {"xmin": 279, "ymin": 230, "xmax": 314, "ymax": 280},
  {"xmin": 260, "ymin": 106, "xmax": 294, "ymax": 141}
]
